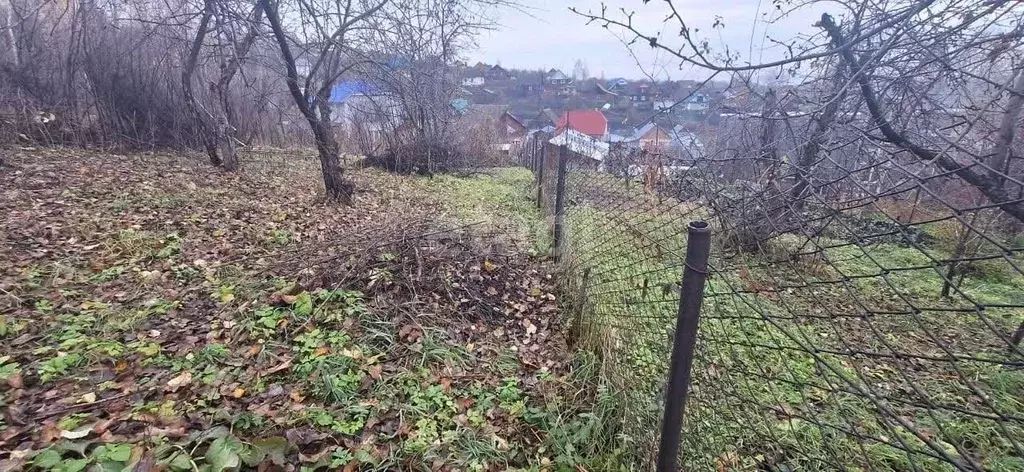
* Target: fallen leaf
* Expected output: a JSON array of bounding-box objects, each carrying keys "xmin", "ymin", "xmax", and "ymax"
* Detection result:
[
  {"xmin": 491, "ymin": 433, "xmax": 509, "ymax": 451},
  {"xmin": 165, "ymin": 371, "xmax": 192, "ymax": 392},
  {"xmin": 6, "ymin": 372, "xmax": 23, "ymax": 389},
  {"xmin": 207, "ymin": 436, "xmax": 242, "ymax": 471},
  {"xmin": 264, "ymin": 359, "xmax": 293, "ymax": 375},
  {"xmin": 60, "ymin": 425, "xmax": 92, "ymax": 439},
  {"xmin": 367, "ymin": 365, "xmax": 382, "ymax": 380},
  {"xmin": 243, "ymin": 344, "xmax": 261, "ymax": 358},
  {"xmin": 80, "ymin": 392, "xmax": 97, "ymax": 403},
  {"xmin": 232, "ymin": 388, "xmax": 245, "ymax": 398}
]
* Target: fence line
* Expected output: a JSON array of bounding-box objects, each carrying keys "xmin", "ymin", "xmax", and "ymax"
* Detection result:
[{"xmin": 517, "ymin": 129, "xmax": 1024, "ymax": 470}]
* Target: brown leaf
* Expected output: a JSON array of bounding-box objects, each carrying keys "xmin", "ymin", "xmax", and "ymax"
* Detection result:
[
  {"xmin": 165, "ymin": 371, "xmax": 192, "ymax": 392},
  {"xmin": 243, "ymin": 344, "xmax": 262, "ymax": 359},
  {"xmin": 132, "ymin": 450, "xmax": 155, "ymax": 472},
  {"xmin": 6, "ymin": 373, "xmax": 23, "ymax": 389},
  {"xmin": 367, "ymin": 364, "xmax": 382, "ymax": 380},
  {"xmin": 264, "ymin": 358, "xmax": 293, "ymax": 376},
  {"xmin": 286, "ymin": 428, "xmax": 327, "ymax": 448}
]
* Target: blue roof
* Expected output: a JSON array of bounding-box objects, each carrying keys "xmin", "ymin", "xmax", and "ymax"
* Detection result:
[
  {"xmin": 606, "ymin": 78, "xmax": 628, "ymax": 88},
  {"xmin": 329, "ymin": 81, "xmax": 378, "ymax": 103},
  {"xmin": 631, "ymin": 122, "xmax": 658, "ymax": 139},
  {"xmin": 450, "ymin": 98, "xmax": 470, "ymax": 114}
]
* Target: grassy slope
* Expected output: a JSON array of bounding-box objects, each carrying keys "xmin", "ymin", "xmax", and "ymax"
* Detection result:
[
  {"xmin": 559, "ymin": 172, "xmax": 1024, "ymax": 470},
  {"xmin": 0, "ymin": 151, "xmax": 628, "ymax": 471}
]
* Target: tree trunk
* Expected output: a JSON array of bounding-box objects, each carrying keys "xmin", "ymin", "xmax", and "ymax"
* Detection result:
[
  {"xmin": 181, "ymin": 3, "xmax": 220, "ymax": 167},
  {"xmin": 759, "ymin": 88, "xmax": 779, "ymax": 183},
  {"xmin": 210, "ymin": 1, "xmax": 264, "ymax": 172},
  {"xmin": 791, "ymin": 71, "xmax": 845, "ymax": 211},
  {"xmin": 215, "ymin": 85, "xmax": 239, "ymax": 171},
  {"xmin": 820, "ymin": 12, "xmax": 1024, "ymax": 225},
  {"xmin": 259, "ymin": 0, "xmax": 354, "ymax": 203},
  {"xmin": 310, "ymin": 117, "xmax": 352, "ymax": 201},
  {"xmin": 941, "ymin": 219, "xmax": 973, "ymax": 298}
]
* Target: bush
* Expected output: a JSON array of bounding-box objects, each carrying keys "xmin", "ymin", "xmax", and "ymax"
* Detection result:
[{"xmin": 363, "ymin": 140, "xmax": 465, "ymax": 175}]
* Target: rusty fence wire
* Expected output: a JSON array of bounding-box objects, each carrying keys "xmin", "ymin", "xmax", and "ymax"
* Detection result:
[{"xmin": 517, "ymin": 126, "xmax": 1024, "ymax": 471}]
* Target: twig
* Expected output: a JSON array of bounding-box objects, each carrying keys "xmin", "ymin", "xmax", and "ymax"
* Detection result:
[{"xmin": 33, "ymin": 390, "xmax": 146, "ymax": 420}]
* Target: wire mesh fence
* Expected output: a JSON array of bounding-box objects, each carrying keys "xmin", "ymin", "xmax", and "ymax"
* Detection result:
[{"xmin": 519, "ymin": 124, "xmax": 1024, "ymax": 470}]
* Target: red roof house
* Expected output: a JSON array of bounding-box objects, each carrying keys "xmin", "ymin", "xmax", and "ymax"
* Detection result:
[{"xmin": 556, "ymin": 109, "xmax": 608, "ymax": 140}]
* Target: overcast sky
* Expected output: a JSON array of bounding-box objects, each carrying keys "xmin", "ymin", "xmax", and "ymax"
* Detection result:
[{"xmin": 467, "ymin": 0, "xmax": 833, "ymax": 80}]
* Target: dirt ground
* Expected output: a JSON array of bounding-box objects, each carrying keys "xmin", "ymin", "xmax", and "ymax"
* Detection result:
[{"xmin": 0, "ymin": 148, "xmax": 625, "ymax": 471}]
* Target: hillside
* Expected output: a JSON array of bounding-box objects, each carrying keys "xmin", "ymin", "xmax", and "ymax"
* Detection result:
[{"xmin": 0, "ymin": 149, "xmax": 627, "ymax": 470}]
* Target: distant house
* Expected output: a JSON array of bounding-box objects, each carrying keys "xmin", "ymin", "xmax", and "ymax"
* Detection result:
[
  {"xmin": 556, "ymin": 109, "xmax": 608, "ymax": 141},
  {"xmin": 329, "ymin": 80, "xmax": 399, "ymax": 150},
  {"xmin": 514, "ymin": 71, "xmax": 544, "ymax": 96},
  {"xmin": 519, "ymin": 83, "xmax": 540, "ymax": 94},
  {"xmin": 669, "ymin": 125, "xmax": 706, "ymax": 158},
  {"xmin": 533, "ymin": 108, "xmax": 560, "ymax": 129},
  {"xmin": 460, "ymin": 104, "xmax": 527, "ymax": 153},
  {"xmin": 461, "ymin": 75, "xmax": 485, "ymax": 86},
  {"xmin": 484, "ymin": 65, "xmax": 511, "ymax": 81},
  {"xmin": 470, "ymin": 88, "xmax": 499, "ymax": 105},
  {"xmin": 682, "ymin": 92, "xmax": 711, "ymax": 112},
  {"xmin": 596, "ymin": 82, "xmax": 620, "ymax": 97},
  {"xmin": 605, "ymin": 78, "xmax": 629, "ymax": 92},
  {"xmin": 549, "ymin": 128, "xmax": 609, "ymax": 169},
  {"xmin": 546, "ymin": 69, "xmax": 572, "ymax": 85},
  {"xmin": 625, "ymin": 82, "xmax": 654, "ymax": 102},
  {"xmin": 450, "ymin": 98, "xmax": 471, "ymax": 115},
  {"xmin": 555, "ymin": 84, "xmax": 577, "ymax": 96},
  {"xmin": 630, "ymin": 122, "xmax": 672, "ymax": 151}
]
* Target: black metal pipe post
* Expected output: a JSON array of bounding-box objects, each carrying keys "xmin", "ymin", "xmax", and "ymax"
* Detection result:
[
  {"xmin": 553, "ymin": 144, "xmax": 568, "ymax": 261},
  {"xmin": 536, "ymin": 143, "xmax": 544, "ymax": 209},
  {"xmin": 656, "ymin": 221, "xmax": 712, "ymax": 472},
  {"xmin": 531, "ymin": 139, "xmax": 537, "ymax": 173}
]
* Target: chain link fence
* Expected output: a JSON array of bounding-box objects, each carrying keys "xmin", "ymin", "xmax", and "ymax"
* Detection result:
[{"xmin": 518, "ymin": 124, "xmax": 1024, "ymax": 470}]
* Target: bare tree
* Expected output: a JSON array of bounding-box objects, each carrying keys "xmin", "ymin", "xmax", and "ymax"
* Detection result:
[
  {"xmin": 183, "ymin": 0, "xmax": 221, "ymax": 165},
  {"xmin": 182, "ymin": 0, "xmax": 265, "ymax": 170},
  {"xmin": 572, "ymin": 0, "xmax": 1024, "ymax": 225},
  {"xmin": 1, "ymin": 0, "xmax": 296, "ymax": 152},
  {"xmin": 354, "ymin": 0, "xmax": 503, "ymax": 172},
  {"xmin": 258, "ymin": 0, "xmax": 387, "ymax": 202}
]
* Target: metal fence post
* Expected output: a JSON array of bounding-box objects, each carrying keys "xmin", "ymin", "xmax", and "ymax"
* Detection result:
[
  {"xmin": 536, "ymin": 143, "xmax": 544, "ymax": 209},
  {"xmin": 553, "ymin": 144, "xmax": 568, "ymax": 261},
  {"xmin": 656, "ymin": 221, "xmax": 712, "ymax": 472}
]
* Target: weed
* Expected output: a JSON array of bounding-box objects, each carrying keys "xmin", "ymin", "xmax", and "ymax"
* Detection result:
[
  {"xmin": 0, "ymin": 356, "xmax": 20, "ymax": 381},
  {"xmin": 39, "ymin": 353, "xmax": 83, "ymax": 382},
  {"xmin": 269, "ymin": 229, "xmax": 292, "ymax": 246}
]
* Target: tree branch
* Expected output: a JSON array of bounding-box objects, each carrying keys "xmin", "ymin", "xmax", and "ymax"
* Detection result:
[{"xmin": 820, "ymin": 12, "xmax": 1024, "ymax": 224}]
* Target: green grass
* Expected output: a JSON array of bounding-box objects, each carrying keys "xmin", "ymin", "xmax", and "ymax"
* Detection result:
[
  {"xmin": 416, "ymin": 168, "xmax": 552, "ymax": 255},
  {"xmin": 556, "ymin": 173, "xmax": 1024, "ymax": 470},
  {"xmin": 1, "ymin": 153, "xmax": 633, "ymax": 471}
]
